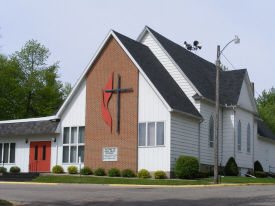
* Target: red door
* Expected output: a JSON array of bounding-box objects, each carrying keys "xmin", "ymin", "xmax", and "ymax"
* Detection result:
[{"xmin": 29, "ymin": 141, "xmax": 51, "ymax": 172}]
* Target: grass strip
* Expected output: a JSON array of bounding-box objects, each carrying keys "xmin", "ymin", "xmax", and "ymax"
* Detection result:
[
  {"xmin": 0, "ymin": 199, "xmax": 12, "ymax": 206},
  {"xmin": 31, "ymin": 176, "xmax": 213, "ymax": 185},
  {"xmin": 220, "ymin": 176, "xmax": 275, "ymax": 184}
]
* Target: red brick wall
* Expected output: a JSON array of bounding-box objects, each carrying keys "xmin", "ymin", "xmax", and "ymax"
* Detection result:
[{"xmin": 85, "ymin": 36, "xmax": 139, "ymax": 173}]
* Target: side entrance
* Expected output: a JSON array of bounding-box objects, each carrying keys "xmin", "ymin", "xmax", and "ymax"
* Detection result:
[{"xmin": 29, "ymin": 141, "xmax": 51, "ymax": 172}]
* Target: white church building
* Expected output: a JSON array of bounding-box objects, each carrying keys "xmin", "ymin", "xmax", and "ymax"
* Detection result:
[{"xmin": 0, "ymin": 26, "xmax": 274, "ymax": 177}]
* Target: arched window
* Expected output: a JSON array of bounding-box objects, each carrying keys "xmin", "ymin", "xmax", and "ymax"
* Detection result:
[
  {"xmin": 238, "ymin": 121, "xmax": 241, "ymax": 151},
  {"xmin": 209, "ymin": 116, "xmax": 214, "ymax": 148},
  {"xmin": 247, "ymin": 124, "xmax": 251, "ymax": 153}
]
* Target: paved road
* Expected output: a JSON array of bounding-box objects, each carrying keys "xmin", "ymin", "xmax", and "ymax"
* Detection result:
[{"xmin": 1, "ymin": 183, "xmax": 275, "ymax": 205}]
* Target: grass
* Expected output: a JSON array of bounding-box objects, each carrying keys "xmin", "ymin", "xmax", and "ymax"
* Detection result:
[
  {"xmin": 31, "ymin": 175, "xmax": 213, "ymax": 185},
  {"xmin": 0, "ymin": 199, "xmax": 12, "ymax": 206},
  {"xmin": 31, "ymin": 175, "xmax": 275, "ymax": 185}
]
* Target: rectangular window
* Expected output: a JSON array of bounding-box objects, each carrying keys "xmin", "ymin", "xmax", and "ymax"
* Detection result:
[
  {"xmin": 138, "ymin": 122, "xmax": 165, "ymax": 147},
  {"xmin": 35, "ymin": 145, "xmax": 38, "ymax": 161},
  {"xmin": 1, "ymin": 143, "xmax": 16, "ymax": 163},
  {"xmin": 42, "ymin": 145, "xmax": 46, "ymax": 160},
  {"xmin": 62, "ymin": 126, "xmax": 85, "ymax": 163}
]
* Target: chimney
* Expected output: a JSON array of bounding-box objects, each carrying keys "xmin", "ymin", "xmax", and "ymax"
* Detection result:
[{"xmin": 251, "ymin": 82, "xmax": 254, "ymax": 97}]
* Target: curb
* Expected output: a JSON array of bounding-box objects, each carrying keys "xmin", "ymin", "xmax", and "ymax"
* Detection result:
[
  {"xmin": 109, "ymin": 183, "xmax": 275, "ymax": 187},
  {"xmin": 0, "ymin": 181, "xmax": 58, "ymax": 185}
]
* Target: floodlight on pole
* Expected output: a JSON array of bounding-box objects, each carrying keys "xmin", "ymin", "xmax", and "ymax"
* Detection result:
[{"xmin": 214, "ymin": 35, "xmax": 240, "ymax": 184}]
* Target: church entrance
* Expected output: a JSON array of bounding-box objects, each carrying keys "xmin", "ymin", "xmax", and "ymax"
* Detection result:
[{"xmin": 29, "ymin": 141, "xmax": 51, "ymax": 172}]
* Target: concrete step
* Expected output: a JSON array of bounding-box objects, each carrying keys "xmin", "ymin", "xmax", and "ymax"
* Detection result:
[{"xmin": 0, "ymin": 172, "xmax": 39, "ymax": 181}]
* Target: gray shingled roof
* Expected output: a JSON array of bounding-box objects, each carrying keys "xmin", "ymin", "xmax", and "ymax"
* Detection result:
[
  {"xmin": 147, "ymin": 27, "xmax": 246, "ymax": 105},
  {"xmin": 0, "ymin": 120, "xmax": 60, "ymax": 136},
  {"xmin": 258, "ymin": 121, "xmax": 275, "ymax": 141},
  {"xmin": 113, "ymin": 31, "xmax": 202, "ymax": 119}
]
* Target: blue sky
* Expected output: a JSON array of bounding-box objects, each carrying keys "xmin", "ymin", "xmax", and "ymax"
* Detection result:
[{"xmin": 1, "ymin": 0, "xmax": 274, "ymax": 98}]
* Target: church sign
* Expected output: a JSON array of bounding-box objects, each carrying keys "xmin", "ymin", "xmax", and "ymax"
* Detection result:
[{"xmin": 102, "ymin": 147, "xmax": 118, "ymax": 161}]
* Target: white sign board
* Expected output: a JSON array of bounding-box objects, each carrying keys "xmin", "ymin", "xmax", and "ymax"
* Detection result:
[{"xmin": 102, "ymin": 147, "xmax": 118, "ymax": 161}]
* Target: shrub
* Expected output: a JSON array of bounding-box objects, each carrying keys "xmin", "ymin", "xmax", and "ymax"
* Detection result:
[
  {"xmin": 67, "ymin": 166, "xmax": 78, "ymax": 174},
  {"xmin": 174, "ymin": 156, "xmax": 199, "ymax": 179},
  {"xmin": 107, "ymin": 168, "xmax": 121, "ymax": 177},
  {"xmin": 0, "ymin": 167, "xmax": 7, "ymax": 173},
  {"xmin": 224, "ymin": 157, "xmax": 239, "ymax": 176},
  {"xmin": 121, "ymin": 169, "xmax": 135, "ymax": 178},
  {"xmin": 137, "ymin": 169, "xmax": 150, "ymax": 178},
  {"xmin": 52, "ymin": 165, "xmax": 64, "ymax": 173},
  {"xmin": 10, "ymin": 166, "xmax": 20, "ymax": 173},
  {"xmin": 154, "ymin": 170, "xmax": 167, "ymax": 179},
  {"xmin": 254, "ymin": 161, "xmax": 264, "ymax": 172},
  {"xmin": 80, "ymin": 167, "xmax": 93, "ymax": 175},
  {"xmin": 94, "ymin": 168, "xmax": 106, "ymax": 176},
  {"xmin": 197, "ymin": 171, "xmax": 209, "ymax": 178},
  {"xmin": 208, "ymin": 170, "xmax": 214, "ymax": 176},
  {"xmin": 255, "ymin": 171, "xmax": 267, "ymax": 178}
]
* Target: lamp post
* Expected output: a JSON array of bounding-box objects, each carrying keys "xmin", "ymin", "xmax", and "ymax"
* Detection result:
[{"xmin": 214, "ymin": 36, "xmax": 240, "ymax": 184}]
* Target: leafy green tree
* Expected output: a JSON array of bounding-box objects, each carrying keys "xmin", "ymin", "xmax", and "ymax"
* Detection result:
[
  {"xmin": 0, "ymin": 40, "xmax": 72, "ymax": 120},
  {"xmin": 256, "ymin": 87, "xmax": 275, "ymax": 134}
]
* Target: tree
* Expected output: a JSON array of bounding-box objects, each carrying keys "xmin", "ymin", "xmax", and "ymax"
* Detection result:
[
  {"xmin": 0, "ymin": 40, "xmax": 72, "ymax": 120},
  {"xmin": 256, "ymin": 87, "xmax": 275, "ymax": 134}
]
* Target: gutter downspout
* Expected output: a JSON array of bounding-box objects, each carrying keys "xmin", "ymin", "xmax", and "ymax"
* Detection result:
[
  {"xmin": 252, "ymin": 117, "xmax": 255, "ymax": 168},
  {"xmin": 233, "ymin": 107, "xmax": 236, "ymax": 159},
  {"xmin": 221, "ymin": 107, "xmax": 223, "ymax": 166},
  {"xmin": 198, "ymin": 119, "xmax": 204, "ymax": 170},
  {"xmin": 56, "ymin": 135, "xmax": 58, "ymax": 165}
]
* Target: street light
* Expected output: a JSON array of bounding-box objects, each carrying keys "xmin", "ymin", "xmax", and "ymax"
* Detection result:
[{"xmin": 214, "ymin": 36, "xmax": 240, "ymax": 184}]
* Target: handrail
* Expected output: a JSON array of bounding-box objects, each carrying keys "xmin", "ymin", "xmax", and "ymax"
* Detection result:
[
  {"xmin": 239, "ymin": 170, "xmax": 256, "ymax": 178},
  {"xmin": 28, "ymin": 161, "xmax": 38, "ymax": 174}
]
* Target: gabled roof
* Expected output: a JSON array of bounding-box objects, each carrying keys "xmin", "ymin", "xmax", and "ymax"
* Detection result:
[
  {"xmin": 113, "ymin": 31, "xmax": 202, "ymax": 119},
  {"xmin": 0, "ymin": 120, "xmax": 60, "ymax": 136},
  {"xmin": 145, "ymin": 26, "xmax": 246, "ymax": 105},
  {"xmin": 258, "ymin": 121, "xmax": 275, "ymax": 141}
]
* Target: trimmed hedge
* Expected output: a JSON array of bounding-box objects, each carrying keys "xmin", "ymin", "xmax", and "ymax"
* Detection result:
[
  {"xmin": 197, "ymin": 171, "xmax": 209, "ymax": 178},
  {"xmin": 52, "ymin": 165, "xmax": 64, "ymax": 173},
  {"xmin": 174, "ymin": 156, "xmax": 199, "ymax": 179},
  {"xmin": 255, "ymin": 171, "xmax": 267, "ymax": 178},
  {"xmin": 107, "ymin": 168, "xmax": 121, "ymax": 177},
  {"xmin": 208, "ymin": 170, "xmax": 214, "ymax": 176},
  {"xmin": 94, "ymin": 168, "xmax": 106, "ymax": 176},
  {"xmin": 67, "ymin": 166, "xmax": 78, "ymax": 174},
  {"xmin": 80, "ymin": 167, "xmax": 93, "ymax": 175},
  {"xmin": 137, "ymin": 169, "xmax": 150, "ymax": 178},
  {"xmin": 254, "ymin": 161, "xmax": 264, "ymax": 172},
  {"xmin": 153, "ymin": 170, "xmax": 167, "ymax": 179},
  {"xmin": 10, "ymin": 166, "xmax": 20, "ymax": 173},
  {"xmin": 224, "ymin": 157, "xmax": 239, "ymax": 176},
  {"xmin": 121, "ymin": 169, "xmax": 135, "ymax": 178},
  {"xmin": 0, "ymin": 167, "xmax": 7, "ymax": 173}
]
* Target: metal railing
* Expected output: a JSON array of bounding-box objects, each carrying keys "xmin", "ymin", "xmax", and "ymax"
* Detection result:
[{"xmin": 28, "ymin": 161, "xmax": 38, "ymax": 174}]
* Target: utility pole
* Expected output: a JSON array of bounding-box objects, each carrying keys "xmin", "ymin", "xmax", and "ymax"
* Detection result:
[{"xmin": 214, "ymin": 45, "xmax": 220, "ymax": 184}]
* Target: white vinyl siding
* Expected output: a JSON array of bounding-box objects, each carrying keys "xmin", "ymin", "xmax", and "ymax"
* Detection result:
[
  {"xmin": 238, "ymin": 121, "xmax": 242, "ymax": 151},
  {"xmin": 247, "ymin": 124, "xmax": 251, "ymax": 153},
  {"xmin": 138, "ymin": 73, "xmax": 170, "ymax": 172},
  {"xmin": 209, "ymin": 116, "xmax": 214, "ymax": 148}
]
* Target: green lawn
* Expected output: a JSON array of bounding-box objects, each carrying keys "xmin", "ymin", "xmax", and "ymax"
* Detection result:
[
  {"xmin": 0, "ymin": 199, "xmax": 12, "ymax": 206},
  {"xmin": 31, "ymin": 175, "xmax": 275, "ymax": 185}
]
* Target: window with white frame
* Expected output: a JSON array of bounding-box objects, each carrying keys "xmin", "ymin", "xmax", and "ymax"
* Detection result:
[
  {"xmin": 266, "ymin": 145, "xmax": 268, "ymax": 160},
  {"xmin": 138, "ymin": 122, "xmax": 164, "ymax": 147},
  {"xmin": 238, "ymin": 120, "xmax": 241, "ymax": 151},
  {"xmin": 0, "ymin": 143, "xmax": 16, "ymax": 163},
  {"xmin": 209, "ymin": 116, "xmax": 214, "ymax": 148},
  {"xmin": 247, "ymin": 124, "xmax": 251, "ymax": 153},
  {"xmin": 62, "ymin": 127, "xmax": 85, "ymax": 163}
]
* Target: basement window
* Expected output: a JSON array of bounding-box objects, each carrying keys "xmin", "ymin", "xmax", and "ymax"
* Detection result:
[
  {"xmin": 62, "ymin": 126, "xmax": 85, "ymax": 163},
  {"xmin": 138, "ymin": 122, "xmax": 164, "ymax": 147}
]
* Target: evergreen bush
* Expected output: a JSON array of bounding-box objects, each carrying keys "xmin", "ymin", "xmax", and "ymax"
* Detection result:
[
  {"xmin": 107, "ymin": 168, "xmax": 121, "ymax": 177},
  {"xmin": 67, "ymin": 166, "xmax": 78, "ymax": 174},
  {"xmin": 121, "ymin": 169, "xmax": 135, "ymax": 178},
  {"xmin": 94, "ymin": 168, "xmax": 106, "ymax": 176},
  {"xmin": 0, "ymin": 167, "xmax": 7, "ymax": 173},
  {"xmin": 254, "ymin": 160, "xmax": 264, "ymax": 172},
  {"xmin": 224, "ymin": 157, "xmax": 239, "ymax": 176},
  {"xmin": 153, "ymin": 170, "xmax": 167, "ymax": 179},
  {"xmin": 174, "ymin": 156, "xmax": 199, "ymax": 179},
  {"xmin": 52, "ymin": 165, "xmax": 64, "ymax": 173},
  {"xmin": 80, "ymin": 167, "xmax": 93, "ymax": 175},
  {"xmin": 246, "ymin": 170, "xmax": 255, "ymax": 177},
  {"xmin": 137, "ymin": 169, "xmax": 150, "ymax": 178},
  {"xmin": 9, "ymin": 166, "xmax": 21, "ymax": 173},
  {"xmin": 197, "ymin": 171, "xmax": 209, "ymax": 178},
  {"xmin": 208, "ymin": 170, "xmax": 214, "ymax": 176}
]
